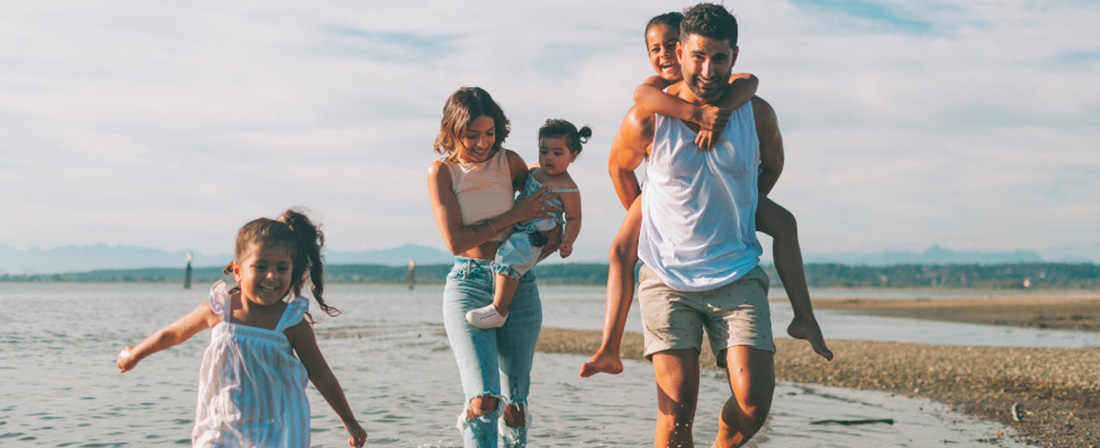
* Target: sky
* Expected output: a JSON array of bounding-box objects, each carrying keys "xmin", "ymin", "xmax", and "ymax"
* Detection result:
[{"xmin": 1, "ymin": 0, "xmax": 1098, "ymax": 263}]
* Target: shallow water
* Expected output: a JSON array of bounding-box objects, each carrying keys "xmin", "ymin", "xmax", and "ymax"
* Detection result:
[{"xmin": 0, "ymin": 282, "xmax": 1036, "ymax": 446}]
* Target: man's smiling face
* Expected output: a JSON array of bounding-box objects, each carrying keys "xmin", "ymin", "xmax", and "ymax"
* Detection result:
[{"xmin": 678, "ymin": 33, "xmax": 738, "ymax": 101}]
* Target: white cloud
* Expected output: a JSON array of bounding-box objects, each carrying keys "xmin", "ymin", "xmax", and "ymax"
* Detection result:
[{"xmin": 0, "ymin": 0, "xmax": 1097, "ymax": 263}]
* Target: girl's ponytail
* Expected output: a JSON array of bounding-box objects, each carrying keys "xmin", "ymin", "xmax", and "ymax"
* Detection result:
[
  {"xmin": 577, "ymin": 125, "xmax": 592, "ymax": 145},
  {"xmin": 278, "ymin": 209, "xmax": 339, "ymax": 318}
]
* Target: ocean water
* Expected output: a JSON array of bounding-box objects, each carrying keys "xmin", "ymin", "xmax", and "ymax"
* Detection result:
[{"xmin": 0, "ymin": 282, "xmax": 1041, "ymax": 447}]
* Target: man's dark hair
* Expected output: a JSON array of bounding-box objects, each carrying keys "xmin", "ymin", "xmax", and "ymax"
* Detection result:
[
  {"xmin": 645, "ymin": 11, "xmax": 683, "ymax": 41},
  {"xmin": 681, "ymin": 3, "xmax": 738, "ymax": 47}
]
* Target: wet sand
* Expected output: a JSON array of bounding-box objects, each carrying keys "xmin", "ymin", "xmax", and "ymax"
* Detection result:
[
  {"xmin": 538, "ymin": 315, "xmax": 1100, "ymax": 447},
  {"xmin": 809, "ymin": 293, "xmax": 1100, "ymax": 331}
]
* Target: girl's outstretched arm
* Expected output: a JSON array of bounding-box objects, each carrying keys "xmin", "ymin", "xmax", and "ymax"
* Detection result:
[
  {"xmin": 117, "ymin": 301, "xmax": 219, "ymax": 372},
  {"xmin": 286, "ymin": 321, "xmax": 367, "ymax": 447}
]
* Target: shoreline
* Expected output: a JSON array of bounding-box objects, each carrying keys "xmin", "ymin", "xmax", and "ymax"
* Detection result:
[
  {"xmin": 807, "ymin": 294, "xmax": 1100, "ymax": 331},
  {"xmin": 537, "ymin": 326, "xmax": 1100, "ymax": 447}
]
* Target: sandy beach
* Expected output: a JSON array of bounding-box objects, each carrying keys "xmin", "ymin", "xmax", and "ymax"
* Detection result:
[{"xmin": 537, "ymin": 293, "xmax": 1100, "ymax": 448}]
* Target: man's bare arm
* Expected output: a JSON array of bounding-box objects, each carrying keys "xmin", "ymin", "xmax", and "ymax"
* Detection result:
[
  {"xmin": 608, "ymin": 105, "xmax": 656, "ymax": 210},
  {"xmin": 752, "ymin": 96, "xmax": 784, "ymax": 196}
]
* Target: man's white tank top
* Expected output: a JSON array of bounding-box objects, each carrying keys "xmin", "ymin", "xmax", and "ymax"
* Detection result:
[{"xmin": 638, "ymin": 100, "xmax": 763, "ymax": 292}]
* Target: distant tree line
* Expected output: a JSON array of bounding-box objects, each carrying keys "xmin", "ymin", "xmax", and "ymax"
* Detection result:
[{"xmin": 2, "ymin": 262, "xmax": 1097, "ymax": 290}]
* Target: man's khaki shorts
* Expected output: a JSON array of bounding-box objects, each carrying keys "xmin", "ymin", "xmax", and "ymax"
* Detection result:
[{"xmin": 638, "ymin": 264, "xmax": 775, "ymax": 368}]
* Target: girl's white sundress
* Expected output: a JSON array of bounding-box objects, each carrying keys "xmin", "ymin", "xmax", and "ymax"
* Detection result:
[{"xmin": 193, "ymin": 280, "xmax": 311, "ymax": 447}]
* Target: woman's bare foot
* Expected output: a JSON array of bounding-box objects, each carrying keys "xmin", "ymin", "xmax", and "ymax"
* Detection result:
[
  {"xmin": 787, "ymin": 315, "xmax": 834, "ymax": 361},
  {"xmin": 579, "ymin": 349, "xmax": 624, "ymax": 377}
]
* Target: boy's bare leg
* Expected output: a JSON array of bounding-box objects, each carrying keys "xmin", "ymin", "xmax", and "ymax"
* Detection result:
[
  {"xmin": 756, "ymin": 197, "xmax": 833, "ymax": 361},
  {"xmin": 713, "ymin": 347, "xmax": 775, "ymax": 448},
  {"xmin": 492, "ymin": 273, "xmax": 519, "ymax": 317},
  {"xmin": 581, "ymin": 197, "xmax": 642, "ymax": 377},
  {"xmin": 653, "ymin": 349, "xmax": 700, "ymax": 448}
]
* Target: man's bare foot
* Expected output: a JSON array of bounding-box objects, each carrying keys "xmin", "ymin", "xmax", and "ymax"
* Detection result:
[
  {"xmin": 579, "ymin": 350, "xmax": 624, "ymax": 377},
  {"xmin": 787, "ymin": 315, "xmax": 834, "ymax": 361}
]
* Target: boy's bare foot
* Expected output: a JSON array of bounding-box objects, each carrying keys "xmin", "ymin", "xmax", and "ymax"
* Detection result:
[
  {"xmin": 787, "ymin": 315, "xmax": 834, "ymax": 361},
  {"xmin": 579, "ymin": 350, "xmax": 624, "ymax": 377},
  {"xmin": 466, "ymin": 305, "xmax": 507, "ymax": 329}
]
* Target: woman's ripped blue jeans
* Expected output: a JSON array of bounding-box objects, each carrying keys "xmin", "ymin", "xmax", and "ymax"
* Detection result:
[{"xmin": 443, "ymin": 257, "xmax": 542, "ymax": 447}]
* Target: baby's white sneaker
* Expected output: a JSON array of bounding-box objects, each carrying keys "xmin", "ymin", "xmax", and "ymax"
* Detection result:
[{"xmin": 466, "ymin": 305, "xmax": 507, "ymax": 329}]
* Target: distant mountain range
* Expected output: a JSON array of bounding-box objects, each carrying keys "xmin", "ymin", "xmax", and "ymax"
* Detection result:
[
  {"xmin": 0, "ymin": 243, "xmax": 1093, "ymax": 275},
  {"xmin": 0, "ymin": 243, "xmax": 455, "ymax": 274},
  {"xmin": 0, "ymin": 244, "xmax": 228, "ymax": 274}
]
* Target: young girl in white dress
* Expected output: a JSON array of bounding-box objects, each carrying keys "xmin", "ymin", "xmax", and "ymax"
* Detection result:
[{"xmin": 117, "ymin": 209, "xmax": 367, "ymax": 447}]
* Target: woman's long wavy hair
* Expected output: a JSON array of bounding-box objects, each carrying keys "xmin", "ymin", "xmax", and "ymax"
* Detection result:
[{"xmin": 433, "ymin": 86, "xmax": 510, "ymax": 162}]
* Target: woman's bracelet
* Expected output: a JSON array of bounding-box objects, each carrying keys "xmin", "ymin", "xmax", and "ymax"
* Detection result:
[{"xmin": 487, "ymin": 220, "xmax": 498, "ymax": 234}]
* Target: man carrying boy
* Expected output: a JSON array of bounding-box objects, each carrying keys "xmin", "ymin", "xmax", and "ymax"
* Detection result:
[{"xmin": 607, "ymin": 4, "xmax": 785, "ymax": 447}]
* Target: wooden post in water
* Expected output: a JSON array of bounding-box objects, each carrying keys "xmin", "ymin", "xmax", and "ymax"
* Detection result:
[
  {"xmin": 407, "ymin": 259, "xmax": 416, "ymax": 290},
  {"xmin": 184, "ymin": 251, "xmax": 193, "ymax": 289}
]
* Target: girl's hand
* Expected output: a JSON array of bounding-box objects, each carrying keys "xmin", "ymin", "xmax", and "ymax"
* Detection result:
[
  {"xmin": 692, "ymin": 104, "xmax": 732, "ymax": 133},
  {"xmin": 117, "ymin": 346, "xmax": 139, "ymax": 373},
  {"xmin": 508, "ymin": 186, "xmax": 558, "ymax": 223},
  {"xmin": 559, "ymin": 242, "xmax": 573, "ymax": 258},
  {"xmin": 692, "ymin": 105, "xmax": 730, "ymax": 151},
  {"xmin": 345, "ymin": 422, "xmax": 367, "ymax": 447},
  {"xmin": 695, "ymin": 130, "xmax": 718, "ymax": 151}
]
